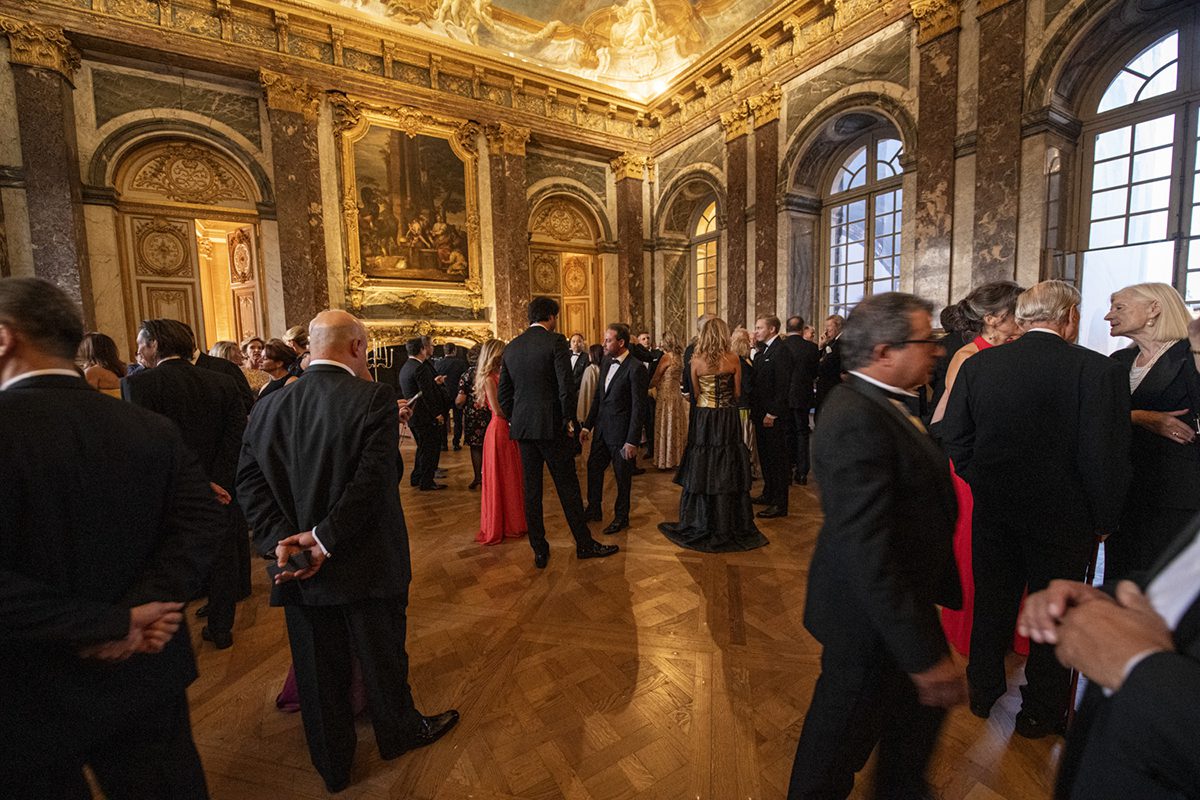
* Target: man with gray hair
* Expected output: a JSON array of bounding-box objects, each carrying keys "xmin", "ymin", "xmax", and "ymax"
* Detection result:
[
  {"xmin": 942, "ymin": 279, "xmax": 1131, "ymax": 739},
  {"xmin": 789, "ymin": 293, "xmax": 963, "ymax": 800}
]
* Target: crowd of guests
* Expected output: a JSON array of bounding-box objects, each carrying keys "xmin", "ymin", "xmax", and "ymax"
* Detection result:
[{"xmin": 2, "ymin": 271, "xmax": 1199, "ymax": 800}]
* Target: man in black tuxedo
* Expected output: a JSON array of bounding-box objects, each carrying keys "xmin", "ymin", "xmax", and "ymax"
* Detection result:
[
  {"xmin": 189, "ymin": 328, "xmax": 255, "ymax": 412},
  {"xmin": 942, "ymin": 280, "xmax": 1131, "ymax": 738},
  {"xmin": 398, "ymin": 336, "xmax": 447, "ymax": 491},
  {"xmin": 237, "ymin": 310, "xmax": 458, "ymax": 793},
  {"xmin": 569, "ymin": 332, "xmax": 589, "ymax": 389},
  {"xmin": 0, "ymin": 277, "xmax": 222, "ymax": 799},
  {"xmin": 583, "ymin": 323, "xmax": 648, "ymax": 535},
  {"xmin": 436, "ymin": 342, "xmax": 469, "ymax": 451},
  {"xmin": 814, "ymin": 313, "xmax": 844, "ymax": 418},
  {"xmin": 789, "ymin": 292, "xmax": 963, "ymax": 800},
  {"xmin": 635, "ymin": 331, "xmax": 661, "ymax": 459},
  {"xmin": 499, "ymin": 296, "xmax": 619, "ymax": 569},
  {"xmin": 123, "ymin": 318, "xmax": 247, "ymax": 650},
  {"xmin": 1018, "ymin": 517, "xmax": 1200, "ymax": 800},
  {"xmin": 750, "ymin": 315, "xmax": 794, "ymax": 518},
  {"xmin": 784, "ymin": 315, "xmax": 820, "ymax": 485}
]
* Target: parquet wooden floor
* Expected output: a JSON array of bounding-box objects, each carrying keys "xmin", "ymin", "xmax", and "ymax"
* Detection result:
[{"xmin": 185, "ymin": 442, "xmax": 1062, "ymax": 800}]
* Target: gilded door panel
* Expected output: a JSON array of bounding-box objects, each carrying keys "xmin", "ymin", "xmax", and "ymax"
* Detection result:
[
  {"xmin": 122, "ymin": 212, "xmax": 204, "ymax": 344},
  {"xmin": 228, "ymin": 226, "xmax": 260, "ymax": 340}
]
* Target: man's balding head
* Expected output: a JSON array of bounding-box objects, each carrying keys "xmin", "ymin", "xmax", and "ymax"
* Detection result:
[{"xmin": 308, "ymin": 310, "xmax": 369, "ymax": 375}]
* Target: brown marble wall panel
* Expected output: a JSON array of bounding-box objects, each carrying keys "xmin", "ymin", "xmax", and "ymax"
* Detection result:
[
  {"xmin": 726, "ymin": 135, "xmax": 748, "ymax": 327},
  {"xmin": 487, "ymin": 154, "xmax": 515, "ymax": 335},
  {"xmin": 266, "ymin": 107, "xmax": 328, "ymax": 326},
  {"xmin": 0, "ymin": 194, "xmax": 9, "ymax": 278},
  {"xmin": 787, "ymin": 212, "xmax": 817, "ymax": 324},
  {"xmin": 503, "ymin": 153, "xmax": 530, "ymax": 336},
  {"xmin": 663, "ymin": 250, "xmax": 689, "ymax": 340},
  {"xmin": 914, "ymin": 31, "xmax": 958, "ymax": 301},
  {"xmin": 972, "ymin": 0, "xmax": 1025, "ymax": 284},
  {"xmin": 616, "ymin": 176, "xmax": 645, "ymax": 331},
  {"xmin": 754, "ymin": 119, "xmax": 779, "ymax": 315},
  {"xmin": 11, "ymin": 66, "xmax": 93, "ymax": 325}
]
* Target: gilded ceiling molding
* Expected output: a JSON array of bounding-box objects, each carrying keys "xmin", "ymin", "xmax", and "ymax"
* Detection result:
[
  {"xmin": 0, "ymin": 18, "xmax": 80, "ymax": 81},
  {"xmin": 483, "ymin": 123, "xmax": 529, "ymax": 157},
  {"xmin": 720, "ymin": 104, "xmax": 750, "ymax": 142},
  {"xmin": 749, "ymin": 85, "xmax": 782, "ymax": 128},
  {"xmin": 910, "ymin": 0, "xmax": 960, "ymax": 44},
  {"xmin": 259, "ymin": 68, "xmax": 320, "ymax": 117},
  {"xmin": 610, "ymin": 153, "xmax": 649, "ymax": 182}
]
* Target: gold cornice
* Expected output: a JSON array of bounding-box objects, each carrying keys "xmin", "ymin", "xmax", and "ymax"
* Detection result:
[
  {"xmin": 610, "ymin": 153, "xmax": 649, "ymax": 182},
  {"xmin": 910, "ymin": 0, "xmax": 960, "ymax": 44},
  {"xmin": 484, "ymin": 122, "xmax": 530, "ymax": 157},
  {"xmin": 720, "ymin": 104, "xmax": 750, "ymax": 142},
  {"xmin": 0, "ymin": 17, "xmax": 80, "ymax": 81},
  {"xmin": 260, "ymin": 68, "xmax": 320, "ymax": 117},
  {"xmin": 749, "ymin": 85, "xmax": 782, "ymax": 128}
]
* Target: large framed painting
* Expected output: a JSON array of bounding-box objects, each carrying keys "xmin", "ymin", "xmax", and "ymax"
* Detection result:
[{"xmin": 333, "ymin": 95, "xmax": 483, "ymax": 310}]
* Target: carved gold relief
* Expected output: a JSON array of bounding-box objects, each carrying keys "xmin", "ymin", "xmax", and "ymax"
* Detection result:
[
  {"xmin": 610, "ymin": 152, "xmax": 649, "ymax": 182},
  {"xmin": 530, "ymin": 199, "xmax": 594, "ymax": 243},
  {"xmin": 910, "ymin": 0, "xmax": 960, "ymax": 44},
  {"xmin": 365, "ymin": 321, "xmax": 492, "ymax": 346},
  {"xmin": 531, "ymin": 252, "xmax": 559, "ymax": 293},
  {"xmin": 130, "ymin": 143, "xmax": 249, "ymax": 205},
  {"xmin": 229, "ymin": 228, "xmax": 253, "ymax": 283},
  {"xmin": 260, "ymin": 68, "xmax": 320, "ymax": 116},
  {"xmin": 0, "ymin": 18, "xmax": 80, "ymax": 79},
  {"xmin": 483, "ymin": 122, "xmax": 529, "ymax": 157},
  {"xmin": 133, "ymin": 217, "xmax": 193, "ymax": 277},
  {"xmin": 563, "ymin": 256, "xmax": 589, "ymax": 295},
  {"xmin": 720, "ymin": 103, "xmax": 750, "ymax": 141},
  {"xmin": 749, "ymin": 84, "xmax": 782, "ymax": 128}
]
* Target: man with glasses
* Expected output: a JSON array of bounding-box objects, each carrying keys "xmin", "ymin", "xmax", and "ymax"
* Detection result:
[{"xmin": 789, "ymin": 292, "xmax": 964, "ymax": 800}]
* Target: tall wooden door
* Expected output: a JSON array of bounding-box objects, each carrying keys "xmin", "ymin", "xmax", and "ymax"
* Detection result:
[
  {"xmin": 529, "ymin": 248, "xmax": 599, "ymax": 343},
  {"xmin": 227, "ymin": 226, "xmax": 261, "ymax": 341},
  {"xmin": 121, "ymin": 212, "xmax": 206, "ymax": 343}
]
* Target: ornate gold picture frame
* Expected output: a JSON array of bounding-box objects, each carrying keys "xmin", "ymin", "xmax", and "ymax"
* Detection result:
[{"xmin": 332, "ymin": 94, "xmax": 483, "ymax": 311}]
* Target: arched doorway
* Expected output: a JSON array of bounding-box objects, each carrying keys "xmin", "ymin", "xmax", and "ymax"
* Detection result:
[
  {"xmin": 528, "ymin": 195, "xmax": 603, "ymax": 343},
  {"xmin": 111, "ymin": 138, "xmax": 266, "ymax": 350}
]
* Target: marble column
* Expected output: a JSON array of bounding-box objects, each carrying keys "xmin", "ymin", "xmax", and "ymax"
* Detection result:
[
  {"xmin": 261, "ymin": 69, "xmax": 328, "ymax": 327},
  {"xmin": 750, "ymin": 86, "xmax": 782, "ymax": 316},
  {"xmin": 485, "ymin": 123, "xmax": 530, "ymax": 338},
  {"xmin": 721, "ymin": 105, "xmax": 750, "ymax": 328},
  {"xmin": 971, "ymin": 0, "xmax": 1025, "ymax": 284},
  {"xmin": 2, "ymin": 19, "xmax": 93, "ymax": 324},
  {"xmin": 613, "ymin": 153, "xmax": 647, "ymax": 332},
  {"xmin": 912, "ymin": 1, "xmax": 962, "ymax": 304}
]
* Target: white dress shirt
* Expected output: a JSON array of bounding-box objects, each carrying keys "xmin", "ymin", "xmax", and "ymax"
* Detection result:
[
  {"xmin": 604, "ymin": 350, "xmax": 629, "ymax": 393},
  {"xmin": 0, "ymin": 368, "xmax": 82, "ymax": 391}
]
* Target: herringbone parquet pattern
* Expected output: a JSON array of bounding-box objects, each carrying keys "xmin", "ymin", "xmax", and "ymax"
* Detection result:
[{"xmin": 186, "ymin": 443, "xmax": 1059, "ymax": 799}]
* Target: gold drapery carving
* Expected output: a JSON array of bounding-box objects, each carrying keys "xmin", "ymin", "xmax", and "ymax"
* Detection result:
[
  {"xmin": 720, "ymin": 103, "xmax": 750, "ymax": 141},
  {"xmin": 749, "ymin": 85, "xmax": 782, "ymax": 128},
  {"xmin": 0, "ymin": 18, "xmax": 80, "ymax": 80},
  {"xmin": 129, "ymin": 142, "xmax": 250, "ymax": 205},
  {"xmin": 259, "ymin": 68, "xmax": 320, "ymax": 117},
  {"xmin": 910, "ymin": 0, "xmax": 960, "ymax": 44}
]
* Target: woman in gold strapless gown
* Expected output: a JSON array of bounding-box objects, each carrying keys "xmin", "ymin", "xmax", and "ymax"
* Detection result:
[
  {"xmin": 651, "ymin": 332, "xmax": 688, "ymax": 469},
  {"xmin": 658, "ymin": 318, "xmax": 767, "ymax": 552}
]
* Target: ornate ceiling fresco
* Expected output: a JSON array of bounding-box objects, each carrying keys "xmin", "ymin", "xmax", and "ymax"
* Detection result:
[{"xmin": 335, "ymin": 0, "xmax": 779, "ymax": 99}]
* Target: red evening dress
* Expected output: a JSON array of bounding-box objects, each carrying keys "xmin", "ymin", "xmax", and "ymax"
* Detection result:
[
  {"xmin": 476, "ymin": 374, "xmax": 527, "ymax": 545},
  {"xmin": 941, "ymin": 336, "xmax": 1030, "ymax": 657}
]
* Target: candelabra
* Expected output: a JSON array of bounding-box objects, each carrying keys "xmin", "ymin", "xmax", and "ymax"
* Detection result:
[{"xmin": 367, "ymin": 336, "xmax": 394, "ymax": 378}]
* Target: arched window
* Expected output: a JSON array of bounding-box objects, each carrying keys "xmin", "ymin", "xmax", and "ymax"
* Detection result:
[
  {"xmin": 1077, "ymin": 17, "xmax": 1200, "ymax": 351},
  {"xmin": 823, "ymin": 132, "xmax": 904, "ymax": 318},
  {"xmin": 693, "ymin": 200, "xmax": 719, "ymax": 317}
]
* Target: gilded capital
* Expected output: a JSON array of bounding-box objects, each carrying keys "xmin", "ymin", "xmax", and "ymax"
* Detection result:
[
  {"xmin": 484, "ymin": 122, "xmax": 529, "ymax": 157},
  {"xmin": 720, "ymin": 104, "xmax": 750, "ymax": 142},
  {"xmin": 0, "ymin": 18, "xmax": 80, "ymax": 81},
  {"xmin": 749, "ymin": 85, "xmax": 782, "ymax": 128},
  {"xmin": 260, "ymin": 69, "xmax": 319, "ymax": 117},
  {"xmin": 910, "ymin": 0, "xmax": 960, "ymax": 44},
  {"xmin": 610, "ymin": 153, "xmax": 648, "ymax": 182},
  {"xmin": 327, "ymin": 91, "xmax": 362, "ymax": 137}
]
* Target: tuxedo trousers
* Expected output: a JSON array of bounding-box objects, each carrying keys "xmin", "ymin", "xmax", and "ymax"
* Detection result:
[
  {"xmin": 790, "ymin": 407, "xmax": 812, "ymax": 479},
  {"xmin": 205, "ymin": 503, "xmax": 243, "ymax": 636},
  {"xmin": 754, "ymin": 416, "xmax": 791, "ymax": 511},
  {"xmin": 408, "ymin": 420, "xmax": 442, "ymax": 488},
  {"xmin": 586, "ymin": 435, "xmax": 634, "ymax": 521},
  {"xmin": 517, "ymin": 436, "xmax": 592, "ymax": 554},
  {"xmin": 7, "ymin": 690, "xmax": 208, "ymax": 800},
  {"xmin": 284, "ymin": 593, "xmax": 423, "ymax": 789},
  {"xmin": 788, "ymin": 629, "xmax": 946, "ymax": 800}
]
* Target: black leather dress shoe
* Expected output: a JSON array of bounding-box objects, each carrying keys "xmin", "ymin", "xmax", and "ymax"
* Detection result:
[
  {"xmin": 576, "ymin": 541, "xmax": 619, "ymax": 559},
  {"xmin": 419, "ymin": 483, "xmax": 447, "ymax": 491},
  {"xmin": 1014, "ymin": 709, "xmax": 1066, "ymax": 739},
  {"xmin": 631, "ymin": 467, "xmax": 646, "ymax": 476},
  {"xmin": 756, "ymin": 506, "xmax": 787, "ymax": 519},
  {"xmin": 794, "ymin": 474, "xmax": 808, "ymax": 486},
  {"xmin": 584, "ymin": 507, "xmax": 603, "ymax": 522},
  {"xmin": 201, "ymin": 626, "xmax": 233, "ymax": 650},
  {"xmin": 750, "ymin": 495, "xmax": 769, "ymax": 505},
  {"xmin": 603, "ymin": 519, "xmax": 629, "ymax": 535},
  {"xmin": 968, "ymin": 685, "xmax": 1005, "ymax": 719},
  {"xmin": 381, "ymin": 710, "xmax": 460, "ymax": 760},
  {"xmin": 533, "ymin": 548, "xmax": 549, "ymax": 569}
]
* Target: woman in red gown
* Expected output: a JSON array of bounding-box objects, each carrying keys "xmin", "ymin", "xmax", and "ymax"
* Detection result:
[
  {"xmin": 932, "ymin": 281, "xmax": 1029, "ymax": 658},
  {"xmin": 475, "ymin": 339, "xmax": 527, "ymax": 545}
]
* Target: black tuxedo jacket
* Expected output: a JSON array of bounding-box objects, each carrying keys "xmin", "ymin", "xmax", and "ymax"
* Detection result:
[
  {"xmin": 784, "ymin": 334, "xmax": 820, "ymax": 410},
  {"xmin": 1056, "ymin": 520, "xmax": 1200, "ymax": 799},
  {"xmin": 237, "ymin": 364, "xmax": 411, "ymax": 607},
  {"xmin": 585, "ymin": 353, "xmax": 648, "ymax": 448},
  {"xmin": 749, "ymin": 337, "xmax": 794, "ymax": 420},
  {"xmin": 0, "ymin": 375, "xmax": 223, "ymax": 758},
  {"xmin": 122, "ymin": 358, "xmax": 246, "ymax": 491},
  {"xmin": 499, "ymin": 325, "xmax": 577, "ymax": 441},
  {"xmin": 942, "ymin": 330, "xmax": 1132, "ymax": 536},
  {"xmin": 398, "ymin": 357, "xmax": 443, "ymax": 428},
  {"xmin": 814, "ymin": 336, "xmax": 843, "ymax": 406},
  {"xmin": 805, "ymin": 375, "xmax": 960, "ymax": 674},
  {"xmin": 570, "ymin": 350, "xmax": 590, "ymax": 389},
  {"xmin": 1111, "ymin": 340, "xmax": 1200, "ymax": 510},
  {"xmin": 196, "ymin": 350, "xmax": 255, "ymax": 412},
  {"xmin": 681, "ymin": 341, "xmax": 696, "ymax": 400},
  {"xmin": 435, "ymin": 355, "xmax": 469, "ymax": 400}
]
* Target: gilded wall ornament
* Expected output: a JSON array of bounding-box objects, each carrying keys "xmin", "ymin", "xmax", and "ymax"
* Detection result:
[
  {"xmin": 134, "ymin": 217, "xmax": 192, "ymax": 277},
  {"xmin": 259, "ymin": 68, "xmax": 320, "ymax": 116},
  {"xmin": 562, "ymin": 257, "xmax": 589, "ymax": 295},
  {"xmin": 130, "ymin": 143, "xmax": 249, "ymax": 205},
  {"xmin": 531, "ymin": 199, "xmax": 594, "ymax": 243},
  {"xmin": 720, "ymin": 104, "xmax": 750, "ymax": 141},
  {"xmin": 749, "ymin": 84, "xmax": 782, "ymax": 127},
  {"xmin": 229, "ymin": 228, "xmax": 253, "ymax": 283},
  {"xmin": 365, "ymin": 321, "xmax": 492, "ymax": 346},
  {"xmin": 0, "ymin": 18, "xmax": 80, "ymax": 79},
  {"xmin": 610, "ymin": 152, "xmax": 649, "ymax": 181},
  {"xmin": 910, "ymin": 0, "xmax": 960, "ymax": 44},
  {"xmin": 532, "ymin": 252, "xmax": 560, "ymax": 293}
]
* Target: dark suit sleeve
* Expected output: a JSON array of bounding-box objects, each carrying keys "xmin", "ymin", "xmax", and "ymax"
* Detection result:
[
  {"xmin": 0, "ymin": 572, "xmax": 130, "ymax": 646},
  {"xmin": 312, "ymin": 385, "xmax": 400, "ymax": 555},
  {"xmin": 625, "ymin": 359, "xmax": 648, "ymax": 446},
  {"xmin": 1079, "ymin": 358, "xmax": 1132, "ymax": 532},
  {"xmin": 238, "ymin": 419, "xmax": 298, "ymax": 559},
  {"xmin": 553, "ymin": 334, "xmax": 577, "ymax": 423},
  {"xmin": 120, "ymin": 374, "xmax": 154, "ymax": 411},
  {"xmin": 216, "ymin": 382, "xmax": 247, "ymax": 491},
  {"xmin": 940, "ymin": 360, "xmax": 977, "ymax": 481},
  {"xmin": 1103, "ymin": 651, "xmax": 1200, "ymax": 792},
  {"xmin": 681, "ymin": 345, "xmax": 694, "ymax": 398},
  {"xmin": 767, "ymin": 343, "xmax": 794, "ymax": 418},
  {"xmin": 816, "ymin": 410, "xmax": 949, "ymax": 673},
  {"xmin": 498, "ymin": 357, "xmax": 515, "ymax": 420}
]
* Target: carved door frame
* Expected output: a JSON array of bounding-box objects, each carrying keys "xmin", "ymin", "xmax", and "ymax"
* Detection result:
[{"xmin": 528, "ymin": 195, "xmax": 603, "ymax": 344}]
